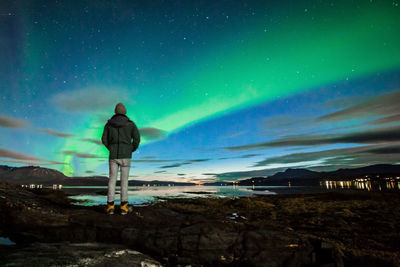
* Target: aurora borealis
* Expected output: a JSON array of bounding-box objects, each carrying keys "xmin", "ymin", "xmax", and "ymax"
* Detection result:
[{"xmin": 1, "ymin": 0, "xmax": 400, "ymax": 183}]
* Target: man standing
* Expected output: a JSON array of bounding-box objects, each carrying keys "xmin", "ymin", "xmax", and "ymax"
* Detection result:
[{"xmin": 101, "ymin": 102, "xmax": 140, "ymax": 215}]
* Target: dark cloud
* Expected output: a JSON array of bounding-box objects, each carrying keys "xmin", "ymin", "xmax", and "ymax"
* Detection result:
[
  {"xmin": 160, "ymin": 162, "xmax": 191, "ymax": 169},
  {"xmin": 216, "ymin": 154, "xmax": 260, "ymax": 160},
  {"xmin": 253, "ymin": 143, "xmax": 400, "ymax": 167},
  {"xmin": 81, "ymin": 138, "xmax": 102, "ymax": 145},
  {"xmin": 253, "ymin": 146, "xmax": 366, "ymax": 166},
  {"xmin": 213, "ymin": 167, "xmax": 288, "ymax": 180},
  {"xmin": 177, "ymin": 173, "xmax": 186, "ymax": 176},
  {"xmin": 50, "ymin": 87, "xmax": 133, "ymax": 112},
  {"xmin": 141, "ymin": 156, "xmax": 156, "ymax": 159},
  {"xmin": 38, "ymin": 129, "xmax": 74, "ymax": 138},
  {"xmin": 0, "ymin": 148, "xmax": 42, "ymax": 161},
  {"xmin": 0, "ymin": 115, "xmax": 28, "ymax": 128},
  {"xmin": 222, "ymin": 130, "xmax": 247, "ymax": 139},
  {"xmin": 240, "ymin": 154, "xmax": 260, "ymax": 158},
  {"xmin": 139, "ymin": 127, "xmax": 165, "ymax": 140},
  {"xmin": 225, "ymin": 125, "xmax": 400, "ymax": 151},
  {"xmin": 0, "ymin": 148, "xmax": 63, "ymax": 165},
  {"xmin": 368, "ymin": 114, "xmax": 400, "ymax": 125},
  {"xmin": 188, "ymin": 159, "xmax": 209, "ymax": 162},
  {"xmin": 160, "ymin": 164, "xmax": 181, "ymax": 169},
  {"xmin": 157, "ymin": 159, "xmax": 209, "ymax": 168},
  {"xmin": 363, "ymin": 145, "xmax": 400, "ymax": 155},
  {"xmin": 63, "ymin": 151, "xmax": 103, "ymax": 158},
  {"xmin": 154, "ymin": 170, "xmax": 166, "ymax": 173},
  {"xmin": 261, "ymin": 115, "xmax": 312, "ymax": 133},
  {"xmin": 316, "ymin": 90, "xmax": 400, "ymax": 122},
  {"xmin": 132, "ymin": 159, "xmax": 176, "ymax": 163},
  {"xmin": 85, "ymin": 170, "xmax": 95, "ymax": 174},
  {"xmin": 214, "ymin": 142, "xmax": 400, "ymax": 180}
]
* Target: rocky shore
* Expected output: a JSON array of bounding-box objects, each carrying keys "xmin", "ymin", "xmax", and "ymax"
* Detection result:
[{"xmin": 0, "ymin": 182, "xmax": 399, "ymax": 266}]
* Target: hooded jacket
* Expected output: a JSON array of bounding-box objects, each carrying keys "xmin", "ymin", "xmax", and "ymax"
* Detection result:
[{"xmin": 101, "ymin": 114, "xmax": 140, "ymax": 159}]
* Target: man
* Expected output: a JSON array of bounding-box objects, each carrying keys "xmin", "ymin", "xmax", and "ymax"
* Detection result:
[{"xmin": 101, "ymin": 102, "xmax": 140, "ymax": 215}]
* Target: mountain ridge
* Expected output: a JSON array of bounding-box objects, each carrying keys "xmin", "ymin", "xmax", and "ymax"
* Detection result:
[
  {"xmin": 1, "ymin": 164, "xmax": 400, "ymax": 186},
  {"xmin": 238, "ymin": 164, "xmax": 400, "ymax": 186}
]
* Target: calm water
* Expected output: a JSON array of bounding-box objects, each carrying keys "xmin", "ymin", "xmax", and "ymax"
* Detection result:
[{"xmin": 66, "ymin": 180, "xmax": 400, "ymax": 206}]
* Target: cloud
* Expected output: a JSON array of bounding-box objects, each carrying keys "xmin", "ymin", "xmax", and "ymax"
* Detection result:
[
  {"xmin": 214, "ymin": 143, "xmax": 400, "ymax": 180},
  {"xmin": 240, "ymin": 154, "xmax": 260, "ymax": 158},
  {"xmin": 38, "ymin": 128, "xmax": 74, "ymax": 138},
  {"xmin": 253, "ymin": 146, "xmax": 366, "ymax": 166},
  {"xmin": 221, "ymin": 130, "xmax": 247, "ymax": 139},
  {"xmin": 362, "ymin": 145, "xmax": 400, "ymax": 155},
  {"xmin": 225, "ymin": 125, "xmax": 400, "ymax": 151},
  {"xmin": 187, "ymin": 159, "xmax": 209, "ymax": 162},
  {"xmin": 50, "ymin": 87, "xmax": 133, "ymax": 113},
  {"xmin": 316, "ymin": 90, "xmax": 400, "ymax": 122},
  {"xmin": 252, "ymin": 143, "xmax": 400, "ymax": 167},
  {"xmin": 141, "ymin": 156, "xmax": 156, "ymax": 159},
  {"xmin": 0, "ymin": 115, "xmax": 28, "ymax": 128},
  {"xmin": 81, "ymin": 138, "xmax": 102, "ymax": 145},
  {"xmin": 0, "ymin": 148, "xmax": 42, "ymax": 161},
  {"xmin": 63, "ymin": 151, "xmax": 104, "ymax": 158},
  {"xmin": 212, "ymin": 167, "xmax": 289, "ymax": 180},
  {"xmin": 368, "ymin": 114, "xmax": 400, "ymax": 125},
  {"xmin": 139, "ymin": 127, "xmax": 165, "ymax": 140},
  {"xmin": 0, "ymin": 148, "xmax": 63, "ymax": 165},
  {"xmin": 132, "ymin": 159, "xmax": 176, "ymax": 163},
  {"xmin": 160, "ymin": 162, "xmax": 191, "ymax": 169},
  {"xmin": 154, "ymin": 170, "xmax": 166, "ymax": 173},
  {"xmin": 262, "ymin": 115, "xmax": 312, "ymax": 130}
]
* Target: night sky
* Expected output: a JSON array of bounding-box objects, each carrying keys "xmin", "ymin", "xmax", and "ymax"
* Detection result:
[{"xmin": 1, "ymin": 0, "xmax": 400, "ymax": 183}]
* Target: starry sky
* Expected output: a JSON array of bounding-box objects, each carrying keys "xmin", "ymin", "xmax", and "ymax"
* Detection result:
[{"xmin": 1, "ymin": 0, "xmax": 400, "ymax": 183}]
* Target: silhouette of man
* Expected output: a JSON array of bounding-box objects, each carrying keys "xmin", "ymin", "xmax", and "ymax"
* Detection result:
[{"xmin": 101, "ymin": 102, "xmax": 140, "ymax": 215}]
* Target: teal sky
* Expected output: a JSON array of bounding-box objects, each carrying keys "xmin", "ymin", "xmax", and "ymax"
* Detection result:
[{"xmin": 1, "ymin": 0, "xmax": 400, "ymax": 183}]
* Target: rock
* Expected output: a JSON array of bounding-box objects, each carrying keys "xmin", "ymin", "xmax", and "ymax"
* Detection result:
[
  {"xmin": 0, "ymin": 242, "xmax": 162, "ymax": 266},
  {"xmin": 0, "ymin": 182, "xmax": 399, "ymax": 266}
]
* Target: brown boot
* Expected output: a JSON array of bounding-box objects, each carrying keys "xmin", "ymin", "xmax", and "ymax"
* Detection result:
[
  {"xmin": 106, "ymin": 202, "xmax": 114, "ymax": 215},
  {"xmin": 120, "ymin": 201, "xmax": 129, "ymax": 215}
]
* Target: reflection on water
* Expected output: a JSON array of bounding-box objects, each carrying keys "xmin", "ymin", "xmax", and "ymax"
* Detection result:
[
  {"xmin": 323, "ymin": 177, "xmax": 400, "ymax": 191},
  {"xmin": 68, "ymin": 185, "xmax": 277, "ymax": 206},
  {"xmin": 67, "ymin": 178, "xmax": 400, "ymax": 206},
  {"xmin": 0, "ymin": 237, "xmax": 16, "ymax": 245}
]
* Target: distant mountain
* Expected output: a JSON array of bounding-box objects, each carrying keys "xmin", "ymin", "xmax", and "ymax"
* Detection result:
[
  {"xmin": 238, "ymin": 164, "xmax": 400, "ymax": 186},
  {"xmin": 0, "ymin": 165, "xmax": 66, "ymax": 185},
  {"xmin": 1, "ymin": 164, "xmax": 400, "ymax": 187},
  {"xmin": 62, "ymin": 176, "xmax": 109, "ymax": 186},
  {"xmin": 268, "ymin": 168, "xmax": 319, "ymax": 180},
  {"xmin": 0, "ymin": 165, "xmax": 196, "ymax": 186},
  {"xmin": 322, "ymin": 164, "xmax": 400, "ymax": 178}
]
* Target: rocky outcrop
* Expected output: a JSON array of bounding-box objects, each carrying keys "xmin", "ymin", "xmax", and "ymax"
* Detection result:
[
  {"xmin": 0, "ymin": 242, "xmax": 162, "ymax": 266},
  {"xmin": 0, "ymin": 182, "xmax": 399, "ymax": 266}
]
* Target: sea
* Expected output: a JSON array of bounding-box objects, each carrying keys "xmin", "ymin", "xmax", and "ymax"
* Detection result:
[{"xmin": 65, "ymin": 179, "xmax": 400, "ymax": 206}]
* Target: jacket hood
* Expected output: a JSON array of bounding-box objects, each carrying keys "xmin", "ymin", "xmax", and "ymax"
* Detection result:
[{"xmin": 107, "ymin": 114, "xmax": 132, "ymax": 128}]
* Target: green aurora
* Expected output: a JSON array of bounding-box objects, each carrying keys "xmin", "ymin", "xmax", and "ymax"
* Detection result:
[{"xmin": 1, "ymin": 1, "xmax": 399, "ymax": 178}]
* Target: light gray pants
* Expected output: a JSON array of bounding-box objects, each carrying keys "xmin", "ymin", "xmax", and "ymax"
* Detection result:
[{"xmin": 107, "ymin": 158, "xmax": 131, "ymax": 203}]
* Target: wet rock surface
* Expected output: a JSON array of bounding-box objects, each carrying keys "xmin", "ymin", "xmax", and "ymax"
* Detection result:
[{"xmin": 0, "ymin": 182, "xmax": 399, "ymax": 266}]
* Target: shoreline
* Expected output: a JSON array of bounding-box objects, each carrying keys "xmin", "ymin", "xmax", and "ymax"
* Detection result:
[{"xmin": 1, "ymin": 182, "xmax": 399, "ymax": 266}]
